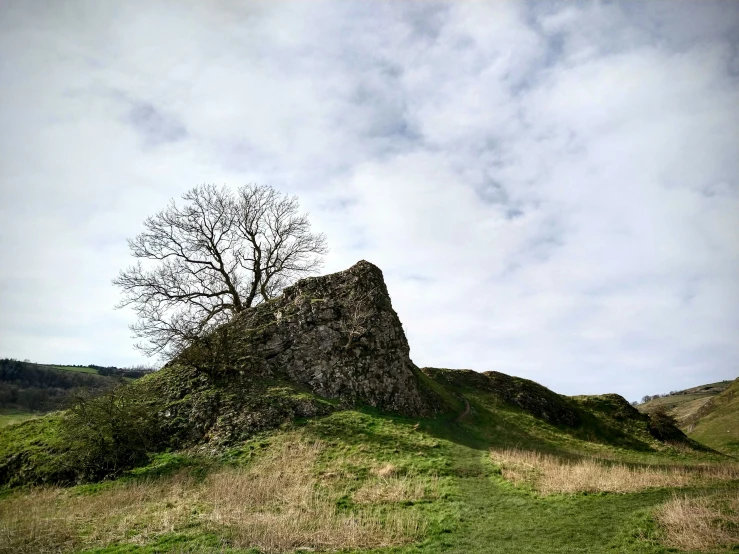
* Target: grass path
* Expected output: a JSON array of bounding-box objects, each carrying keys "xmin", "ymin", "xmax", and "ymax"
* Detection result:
[
  {"xmin": 454, "ymin": 398, "xmax": 470, "ymax": 423},
  {"xmin": 407, "ymin": 439, "xmax": 675, "ymax": 554}
]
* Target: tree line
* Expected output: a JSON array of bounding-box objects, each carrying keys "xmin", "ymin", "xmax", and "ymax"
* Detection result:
[{"xmin": 0, "ymin": 359, "xmax": 150, "ymax": 412}]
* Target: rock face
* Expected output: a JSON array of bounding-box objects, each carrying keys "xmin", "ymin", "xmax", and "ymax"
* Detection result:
[
  {"xmin": 176, "ymin": 260, "xmax": 435, "ymax": 417},
  {"xmin": 421, "ymin": 367, "xmax": 580, "ymax": 426}
]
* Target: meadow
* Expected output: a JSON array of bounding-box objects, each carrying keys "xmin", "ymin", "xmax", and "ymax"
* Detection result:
[
  {"xmin": 0, "ymin": 408, "xmax": 37, "ymax": 428},
  {"xmin": 1, "ymin": 392, "xmax": 737, "ymax": 554}
]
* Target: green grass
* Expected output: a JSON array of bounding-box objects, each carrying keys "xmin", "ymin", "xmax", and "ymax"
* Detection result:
[
  {"xmin": 1, "ymin": 372, "xmax": 737, "ymax": 553},
  {"xmin": 636, "ymin": 378, "xmax": 739, "ymax": 457},
  {"xmin": 689, "ymin": 379, "xmax": 739, "ymax": 456},
  {"xmin": 637, "ymin": 380, "xmax": 733, "ymax": 425},
  {"xmin": 42, "ymin": 406, "xmax": 733, "ymax": 554},
  {"xmin": 49, "ymin": 365, "xmax": 100, "ymax": 375},
  {"xmin": 0, "ymin": 412, "xmax": 72, "ymax": 489},
  {"xmin": 0, "ymin": 409, "xmax": 38, "ymax": 428}
]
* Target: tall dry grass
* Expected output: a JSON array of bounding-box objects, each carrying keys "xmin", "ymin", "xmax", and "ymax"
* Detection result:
[
  {"xmin": 0, "ymin": 472, "xmax": 200, "ymax": 554},
  {"xmin": 0, "ymin": 438, "xmax": 427, "ymax": 554},
  {"xmin": 490, "ymin": 448, "xmax": 739, "ymax": 495},
  {"xmin": 655, "ymin": 491, "xmax": 739, "ymax": 551},
  {"xmin": 353, "ymin": 463, "xmax": 440, "ymax": 504},
  {"xmin": 201, "ymin": 440, "xmax": 425, "ymax": 551}
]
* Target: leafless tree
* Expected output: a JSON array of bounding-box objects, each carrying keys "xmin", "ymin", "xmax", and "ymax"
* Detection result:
[
  {"xmin": 339, "ymin": 287, "xmax": 377, "ymax": 349},
  {"xmin": 113, "ymin": 184, "xmax": 328, "ymax": 359}
]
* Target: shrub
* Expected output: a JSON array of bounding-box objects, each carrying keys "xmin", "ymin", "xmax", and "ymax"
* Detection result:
[
  {"xmin": 60, "ymin": 384, "xmax": 163, "ymax": 481},
  {"xmin": 648, "ymin": 407, "xmax": 684, "ymax": 441}
]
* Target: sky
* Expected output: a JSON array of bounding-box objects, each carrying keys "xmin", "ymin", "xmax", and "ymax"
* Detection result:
[{"xmin": 0, "ymin": 1, "xmax": 737, "ymax": 402}]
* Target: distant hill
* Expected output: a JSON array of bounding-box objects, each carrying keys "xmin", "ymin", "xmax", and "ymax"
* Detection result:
[
  {"xmin": 0, "ymin": 359, "xmax": 154, "ymax": 417},
  {"xmin": 637, "ymin": 378, "xmax": 738, "ymax": 455},
  {"xmin": 685, "ymin": 378, "xmax": 739, "ymax": 455}
]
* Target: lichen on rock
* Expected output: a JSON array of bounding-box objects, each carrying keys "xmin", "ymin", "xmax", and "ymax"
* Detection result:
[{"xmin": 171, "ymin": 260, "xmax": 437, "ymax": 419}]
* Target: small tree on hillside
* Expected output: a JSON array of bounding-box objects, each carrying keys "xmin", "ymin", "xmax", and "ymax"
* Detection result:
[{"xmin": 113, "ymin": 184, "xmax": 328, "ymax": 360}]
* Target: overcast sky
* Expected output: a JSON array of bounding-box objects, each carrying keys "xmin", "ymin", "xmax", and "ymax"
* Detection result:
[{"xmin": 1, "ymin": 1, "xmax": 737, "ymax": 401}]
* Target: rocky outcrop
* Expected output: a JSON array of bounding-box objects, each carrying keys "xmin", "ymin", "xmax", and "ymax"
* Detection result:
[
  {"xmin": 172, "ymin": 260, "xmax": 437, "ymax": 417},
  {"xmin": 572, "ymin": 393, "xmax": 646, "ymax": 422},
  {"xmin": 420, "ymin": 367, "xmax": 580, "ymax": 426}
]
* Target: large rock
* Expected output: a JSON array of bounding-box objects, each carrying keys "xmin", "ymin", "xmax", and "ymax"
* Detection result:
[
  {"xmin": 175, "ymin": 260, "xmax": 436, "ymax": 417},
  {"xmin": 421, "ymin": 367, "xmax": 580, "ymax": 426}
]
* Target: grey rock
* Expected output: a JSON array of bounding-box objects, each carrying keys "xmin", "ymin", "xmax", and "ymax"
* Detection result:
[{"xmin": 175, "ymin": 260, "xmax": 436, "ymax": 417}]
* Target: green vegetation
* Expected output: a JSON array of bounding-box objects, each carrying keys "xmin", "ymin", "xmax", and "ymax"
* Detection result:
[
  {"xmin": 1, "ymin": 367, "xmax": 737, "ymax": 553},
  {"xmin": 0, "ymin": 359, "xmax": 116, "ymax": 413},
  {"xmin": 638, "ymin": 378, "xmax": 739, "ymax": 456},
  {"xmin": 688, "ymin": 379, "xmax": 739, "ymax": 456},
  {"xmin": 0, "ymin": 359, "xmax": 156, "ymax": 416},
  {"xmin": 0, "ymin": 409, "xmax": 37, "ymax": 427},
  {"xmin": 638, "ymin": 380, "xmax": 732, "ymax": 425},
  {"xmin": 0, "ymin": 412, "xmax": 72, "ymax": 487},
  {"xmin": 50, "ymin": 365, "xmax": 101, "ymax": 374}
]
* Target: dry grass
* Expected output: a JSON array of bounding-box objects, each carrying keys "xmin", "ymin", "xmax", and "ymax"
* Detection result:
[
  {"xmin": 354, "ymin": 471, "xmax": 439, "ymax": 505},
  {"xmin": 375, "ymin": 462, "xmax": 398, "ymax": 478},
  {"xmin": 350, "ymin": 461, "xmax": 439, "ymax": 505},
  {"xmin": 201, "ymin": 440, "xmax": 424, "ymax": 552},
  {"xmin": 490, "ymin": 448, "xmax": 739, "ymax": 495},
  {"xmin": 655, "ymin": 491, "xmax": 739, "ymax": 551},
  {"xmin": 0, "ymin": 472, "xmax": 200, "ymax": 554},
  {"xmin": 0, "ymin": 438, "xmax": 427, "ymax": 554}
]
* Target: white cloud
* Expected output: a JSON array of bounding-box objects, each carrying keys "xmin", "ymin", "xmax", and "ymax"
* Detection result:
[{"xmin": 0, "ymin": 0, "xmax": 737, "ymax": 400}]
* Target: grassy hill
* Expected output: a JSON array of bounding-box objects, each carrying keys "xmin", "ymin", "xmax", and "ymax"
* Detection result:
[
  {"xmin": 0, "ymin": 359, "xmax": 156, "ymax": 420},
  {"xmin": 0, "ymin": 366, "xmax": 736, "ymax": 553},
  {"xmin": 1, "ymin": 260, "xmax": 736, "ymax": 553},
  {"xmin": 638, "ymin": 380, "xmax": 732, "ymax": 422},
  {"xmin": 686, "ymin": 379, "xmax": 739, "ymax": 456},
  {"xmin": 638, "ymin": 378, "xmax": 738, "ymax": 456}
]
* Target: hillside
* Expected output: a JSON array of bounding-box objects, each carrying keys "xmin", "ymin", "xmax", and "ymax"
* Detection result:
[
  {"xmin": 0, "ymin": 359, "xmax": 156, "ymax": 427},
  {"xmin": 1, "ymin": 370, "xmax": 734, "ymax": 553},
  {"xmin": 638, "ymin": 380, "xmax": 732, "ymax": 422},
  {"xmin": 0, "ymin": 359, "xmax": 117, "ymax": 416},
  {"xmin": 686, "ymin": 378, "xmax": 739, "ymax": 456},
  {"xmin": 638, "ymin": 378, "xmax": 738, "ymax": 455},
  {"xmin": 0, "ymin": 261, "xmax": 736, "ymax": 553}
]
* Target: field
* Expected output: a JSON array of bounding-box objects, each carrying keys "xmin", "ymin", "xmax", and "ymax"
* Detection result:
[
  {"xmin": 48, "ymin": 365, "xmax": 100, "ymax": 375},
  {"xmin": 0, "ymin": 409, "xmax": 37, "ymax": 428},
  {"xmin": 1, "ymin": 386, "xmax": 737, "ymax": 554}
]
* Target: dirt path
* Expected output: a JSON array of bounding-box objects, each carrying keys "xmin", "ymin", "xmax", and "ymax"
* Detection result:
[{"xmin": 455, "ymin": 397, "xmax": 471, "ymax": 423}]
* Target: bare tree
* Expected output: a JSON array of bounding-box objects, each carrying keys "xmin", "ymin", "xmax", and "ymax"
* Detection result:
[
  {"xmin": 338, "ymin": 287, "xmax": 377, "ymax": 349},
  {"xmin": 113, "ymin": 184, "xmax": 328, "ymax": 359}
]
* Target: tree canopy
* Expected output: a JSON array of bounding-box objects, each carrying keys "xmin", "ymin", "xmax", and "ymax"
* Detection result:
[{"xmin": 113, "ymin": 183, "xmax": 328, "ymax": 358}]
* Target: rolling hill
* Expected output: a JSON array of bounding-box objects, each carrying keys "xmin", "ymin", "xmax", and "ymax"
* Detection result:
[
  {"xmin": 685, "ymin": 378, "xmax": 739, "ymax": 456},
  {"xmin": 638, "ymin": 378, "xmax": 738, "ymax": 455},
  {"xmin": 0, "ymin": 261, "xmax": 736, "ymax": 553}
]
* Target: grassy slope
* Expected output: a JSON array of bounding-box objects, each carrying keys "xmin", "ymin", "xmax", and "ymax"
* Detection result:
[
  {"xmin": 0, "ymin": 412, "xmax": 71, "ymax": 487},
  {"xmin": 48, "ymin": 411, "xmax": 734, "ymax": 554},
  {"xmin": 2, "ymin": 369, "xmax": 735, "ymax": 554},
  {"xmin": 688, "ymin": 378, "xmax": 739, "ymax": 456},
  {"xmin": 0, "ymin": 409, "xmax": 38, "ymax": 427},
  {"xmin": 638, "ymin": 380, "xmax": 732, "ymax": 423},
  {"xmin": 48, "ymin": 365, "xmax": 100, "ymax": 375},
  {"xmin": 638, "ymin": 378, "xmax": 739, "ymax": 456}
]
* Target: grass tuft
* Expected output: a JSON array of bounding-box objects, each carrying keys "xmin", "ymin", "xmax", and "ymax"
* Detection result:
[
  {"xmin": 490, "ymin": 447, "xmax": 739, "ymax": 495},
  {"xmin": 655, "ymin": 490, "xmax": 739, "ymax": 551},
  {"xmin": 0, "ymin": 436, "xmax": 426, "ymax": 554}
]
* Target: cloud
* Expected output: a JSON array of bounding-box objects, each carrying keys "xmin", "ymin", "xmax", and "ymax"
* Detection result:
[{"xmin": 0, "ymin": 0, "xmax": 737, "ymax": 401}]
